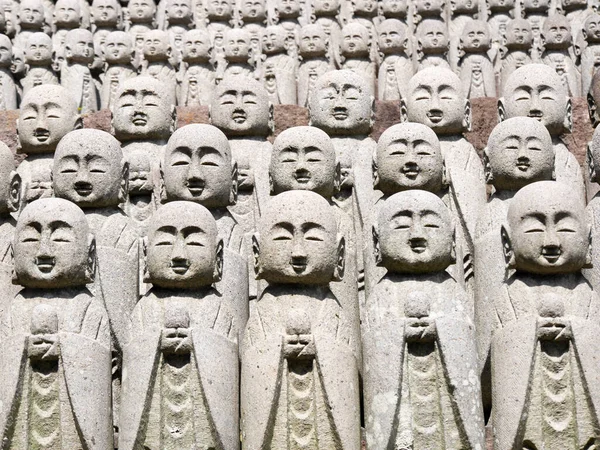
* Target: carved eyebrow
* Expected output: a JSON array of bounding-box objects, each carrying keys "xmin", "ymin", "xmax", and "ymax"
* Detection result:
[
  {"xmin": 155, "ymin": 225, "xmax": 177, "ymax": 234},
  {"xmin": 181, "ymin": 225, "xmax": 205, "ymax": 236},
  {"xmin": 43, "ymin": 102, "xmax": 62, "ymax": 109},
  {"xmin": 120, "ymin": 89, "xmax": 137, "ymax": 97},
  {"xmin": 302, "ymin": 222, "xmax": 325, "ymax": 232},
  {"xmin": 391, "ymin": 210, "xmax": 412, "ymax": 220},
  {"xmin": 49, "ymin": 220, "xmax": 73, "ymax": 230},
  {"xmin": 220, "ymin": 90, "xmax": 238, "ymax": 96},
  {"xmin": 272, "ymin": 222, "xmax": 294, "ymax": 233}
]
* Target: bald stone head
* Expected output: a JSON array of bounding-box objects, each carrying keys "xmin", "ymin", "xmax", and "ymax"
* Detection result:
[
  {"xmin": 162, "ymin": 124, "xmax": 234, "ymax": 208},
  {"xmin": 143, "ymin": 29, "xmax": 171, "ymax": 61},
  {"xmin": 182, "ymin": 29, "xmax": 211, "ymax": 63},
  {"xmin": 504, "ymin": 181, "xmax": 590, "ymax": 275},
  {"xmin": 299, "ymin": 24, "xmax": 328, "ymax": 57},
  {"xmin": 309, "ymin": 70, "xmax": 374, "ymax": 135},
  {"xmin": 583, "ymin": 13, "xmax": 600, "ymax": 43},
  {"xmin": 461, "ymin": 20, "xmax": 491, "ymax": 52},
  {"xmin": 0, "ymin": 34, "xmax": 12, "ymax": 68},
  {"xmin": 340, "ymin": 22, "xmax": 370, "ymax": 57},
  {"xmin": 206, "ymin": 0, "xmax": 233, "ymax": 20},
  {"xmin": 262, "ymin": 25, "xmax": 286, "ymax": 55},
  {"xmin": 270, "ymin": 126, "xmax": 337, "ymax": 198},
  {"xmin": 91, "ymin": 0, "xmax": 120, "ymax": 27},
  {"xmin": 239, "ymin": 0, "xmax": 266, "ymax": 21},
  {"xmin": 0, "ymin": 142, "xmax": 19, "ymax": 216},
  {"xmin": 18, "ymin": 0, "xmax": 44, "ymax": 29},
  {"xmin": 542, "ymin": 14, "xmax": 572, "ymax": 48},
  {"xmin": 380, "ymin": 0, "xmax": 407, "ymax": 17},
  {"xmin": 112, "ymin": 76, "xmax": 175, "ymax": 141},
  {"xmin": 54, "ymin": 0, "xmax": 81, "ymax": 27},
  {"xmin": 522, "ymin": 0, "xmax": 548, "ymax": 11},
  {"xmin": 505, "ymin": 18, "xmax": 533, "ymax": 49},
  {"xmin": 376, "ymin": 190, "xmax": 455, "ymax": 274},
  {"xmin": 416, "ymin": 19, "xmax": 449, "ymax": 53},
  {"xmin": 485, "ymin": 117, "xmax": 554, "ymax": 190},
  {"xmin": 18, "ymin": 85, "xmax": 80, "ymax": 154},
  {"xmin": 14, "ymin": 198, "xmax": 94, "ymax": 288},
  {"xmin": 211, "ymin": 75, "xmax": 271, "ymax": 136},
  {"xmin": 65, "ymin": 28, "xmax": 94, "ymax": 64},
  {"xmin": 404, "ymin": 67, "xmax": 469, "ymax": 134},
  {"xmin": 147, "ymin": 201, "xmax": 222, "ymax": 288},
  {"xmin": 53, "ymin": 129, "xmax": 126, "ymax": 208},
  {"xmin": 103, "ymin": 31, "xmax": 133, "ymax": 64},
  {"xmin": 224, "ymin": 28, "xmax": 251, "ymax": 62},
  {"xmin": 255, "ymin": 190, "xmax": 343, "ymax": 285},
  {"xmin": 377, "ymin": 19, "xmax": 407, "ymax": 54},
  {"xmin": 166, "ymin": 0, "xmax": 192, "ymax": 23},
  {"xmin": 376, "ymin": 122, "xmax": 444, "ymax": 194},
  {"xmin": 25, "ymin": 32, "xmax": 53, "ymax": 65},
  {"xmin": 276, "ymin": 0, "xmax": 300, "ymax": 18},
  {"xmin": 129, "ymin": 0, "xmax": 156, "ymax": 22},
  {"xmin": 500, "ymin": 64, "xmax": 570, "ymax": 136}
]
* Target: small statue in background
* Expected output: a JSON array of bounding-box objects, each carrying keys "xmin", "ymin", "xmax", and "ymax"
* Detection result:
[
  {"xmin": 588, "ymin": 69, "xmax": 600, "ymax": 126},
  {"xmin": 458, "ymin": 19, "xmax": 496, "ymax": 98},
  {"xmin": 413, "ymin": 0, "xmax": 445, "ymax": 23},
  {"xmin": 521, "ymin": 0, "xmax": 549, "ymax": 51},
  {"xmin": 448, "ymin": 0, "xmax": 480, "ymax": 70},
  {"xmin": 205, "ymin": 0, "xmax": 234, "ymax": 60},
  {"xmin": 13, "ymin": 0, "xmax": 46, "ymax": 53},
  {"xmin": 239, "ymin": 0, "xmax": 267, "ymax": 57},
  {"xmin": 486, "ymin": 0, "xmax": 514, "ymax": 50},
  {"xmin": 377, "ymin": 18, "xmax": 412, "ymax": 101},
  {"xmin": 297, "ymin": 23, "xmax": 333, "ymax": 107},
  {"xmin": 379, "ymin": 0, "xmax": 408, "ymax": 21},
  {"xmin": 222, "ymin": 28, "xmax": 255, "ymax": 80},
  {"xmin": 312, "ymin": 0, "xmax": 341, "ymax": 48},
  {"xmin": 0, "ymin": 34, "xmax": 17, "ymax": 110},
  {"xmin": 260, "ymin": 25, "xmax": 297, "ymax": 105},
  {"xmin": 51, "ymin": 0, "xmax": 83, "ymax": 62},
  {"xmin": 340, "ymin": 22, "xmax": 376, "ymax": 93},
  {"xmin": 100, "ymin": 30, "xmax": 136, "ymax": 110},
  {"xmin": 272, "ymin": 0, "xmax": 302, "ymax": 58},
  {"xmin": 91, "ymin": 0, "xmax": 122, "ymax": 35},
  {"xmin": 126, "ymin": 0, "xmax": 156, "ymax": 65},
  {"xmin": 499, "ymin": 18, "xmax": 533, "ymax": 92},
  {"xmin": 415, "ymin": 19, "xmax": 451, "ymax": 70},
  {"xmin": 163, "ymin": 0, "xmax": 194, "ymax": 64},
  {"xmin": 20, "ymin": 32, "xmax": 58, "ymax": 96},
  {"xmin": 178, "ymin": 29, "xmax": 215, "ymax": 107},
  {"xmin": 580, "ymin": 12, "xmax": 600, "ymax": 96},
  {"xmin": 140, "ymin": 29, "xmax": 177, "ymax": 104}
]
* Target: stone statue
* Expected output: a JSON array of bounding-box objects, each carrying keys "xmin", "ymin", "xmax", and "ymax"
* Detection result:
[
  {"xmin": 379, "ymin": 0, "xmax": 408, "ymax": 20},
  {"xmin": 363, "ymin": 190, "xmax": 485, "ymax": 450},
  {"xmin": 415, "ymin": 18, "xmax": 451, "ymax": 70},
  {"xmin": 486, "ymin": 0, "xmax": 514, "ymax": 48},
  {"xmin": 540, "ymin": 14, "xmax": 581, "ymax": 97},
  {"xmin": 221, "ymin": 28, "xmax": 255, "ymax": 80},
  {"xmin": 350, "ymin": 0, "xmax": 378, "ymax": 59},
  {"xmin": 239, "ymin": 0, "xmax": 267, "ymax": 50},
  {"xmin": 0, "ymin": 34, "xmax": 17, "ymax": 110},
  {"xmin": 340, "ymin": 22, "xmax": 376, "ymax": 93},
  {"xmin": 91, "ymin": 0, "xmax": 121, "ymax": 34},
  {"xmin": 20, "ymin": 32, "xmax": 59, "ymax": 96},
  {"xmin": 458, "ymin": 19, "xmax": 496, "ymax": 98},
  {"xmin": 13, "ymin": 0, "xmax": 45, "ymax": 54},
  {"xmin": 51, "ymin": 0, "xmax": 83, "ymax": 64},
  {"xmin": 491, "ymin": 181, "xmax": 600, "ymax": 450},
  {"xmin": 140, "ymin": 29, "xmax": 177, "ymax": 104},
  {"xmin": 100, "ymin": 30, "xmax": 136, "ymax": 111},
  {"xmin": 311, "ymin": 0, "xmax": 341, "ymax": 50},
  {"xmin": 499, "ymin": 63, "xmax": 585, "ymax": 202},
  {"xmin": 499, "ymin": 18, "xmax": 533, "ymax": 92},
  {"xmin": 16, "ymin": 84, "xmax": 80, "ymax": 205},
  {"xmin": 474, "ymin": 117, "xmax": 555, "ymax": 411},
  {"xmin": 561, "ymin": 0, "xmax": 588, "ymax": 45},
  {"xmin": 521, "ymin": 0, "xmax": 548, "ymax": 51},
  {"xmin": 61, "ymin": 28, "xmax": 100, "ymax": 114},
  {"xmin": 402, "ymin": 67, "xmax": 486, "ymax": 267},
  {"xmin": 163, "ymin": 0, "xmax": 193, "ymax": 66},
  {"xmin": 1, "ymin": 0, "xmax": 17, "ymax": 39},
  {"xmin": 580, "ymin": 12, "xmax": 600, "ymax": 95},
  {"xmin": 272, "ymin": 0, "xmax": 302, "ymax": 58},
  {"xmin": 588, "ymin": 69, "xmax": 600, "ymax": 126},
  {"xmin": 112, "ymin": 76, "xmax": 176, "ymax": 233},
  {"xmin": 0, "ymin": 198, "xmax": 113, "ymax": 449},
  {"xmin": 178, "ymin": 29, "xmax": 215, "ymax": 107},
  {"xmin": 448, "ymin": 0, "xmax": 480, "ymax": 70},
  {"xmin": 260, "ymin": 25, "xmax": 298, "ymax": 105},
  {"xmin": 413, "ymin": 0, "xmax": 445, "ymax": 22},
  {"xmin": 125, "ymin": 0, "xmax": 156, "ymax": 65},
  {"xmin": 159, "ymin": 124, "xmax": 250, "ymax": 331},
  {"xmin": 205, "ymin": 0, "xmax": 234, "ymax": 59},
  {"xmin": 119, "ymin": 201, "xmax": 240, "ymax": 450},
  {"xmin": 297, "ymin": 23, "xmax": 334, "ymax": 107},
  {"xmin": 241, "ymin": 190, "xmax": 360, "ymax": 450}
]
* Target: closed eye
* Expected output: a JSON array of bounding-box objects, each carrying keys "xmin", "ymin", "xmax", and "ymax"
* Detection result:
[
  {"xmin": 21, "ymin": 237, "xmax": 39, "ymax": 242},
  {"xmin": 172, "ymin": 161, "xmax": 189, "ymax": 166},
  {"xmin": 273, "ymin": 236, "xmax": 291, "ymax": 240},
  {"xmin": 155, "ymin": 241, "xmax": 173, "ymax": 245}
]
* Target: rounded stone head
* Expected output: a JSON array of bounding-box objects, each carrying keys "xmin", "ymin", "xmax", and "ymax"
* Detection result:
[
  {"xmin": 461, "ymin": 20, "xmax": 491, "ymax": 51},
  {"xmin": 224, "ymin": 28, "xmax": 250, "ymax": 62},
  {"xmin": 210, "ymin": 75, "xmax": 271, "ymax": 137},
  {"xmin": 414, "ymin": 0, "xmax": 445, "ymax": 15},
  {"xmin": 583, "ymin": 13, "xmax": 600, "ymax": 43},
  {"xmin": 262, "ymin": 25, "xmax": 286, "ymax": 55},
  {"xmin": 504, "ymin": 181, "xmax": 590, "ymax": 275},
  {"xmin": 128, "ymin": 0, "xmax": 156, "ymax": 22},
  {"xmin": 18, "ymin": 85, "xmax": 80, "ymax": 154},
  {"xmin": 341, "ymin": 22, "xmax": 370, "ymax": 57},
  {"xmin": 53, "ymin": 129, "xmax": 127, "ymax": 208},
  {"xmin": 146, "ymin": 201, "xmax": 222, "ymax": 289},
  {"xmin": 381, "ymin": 0, "xmax": 408, "ymax": 17},
  {"xmin": 240, "ymin": 0, "xmax": 266, "ymax": 20},
  {"xmin": 299, "ymin": 24, "xmax": 327, "ymax": 57},
  {"xmin": 143, "ymin": 29, "xmax": 170, "ymax": 61},
  {"xmin": 404, "ymin": 67, "xmax": 469, "ymax": 135},
  {"xmin": 254, "ymin": 190, "xmax": 343, "ymax": 285},
  {"xmin": 270, "ymin": 126, "xmax": 337, "ymax": 198},
  {"xmin": 487, "ymin": 0, "xmax": 515, "ymax": 10},
  {"xmin": 450, "ymin": 0, "xmax": 477, "ymax": 13},
  {"xmin": 313, "ymin": 0, "xmax": 340, "ymax": 14},
  {"xmin": 416, "ymin": 19, "xmax": 449, "ymax": 53},
  {"xmin": 505, "ymin": 18, "xmax": 533, "ymax": 49},
  {"xmin": 24, "ymin": 32, "xmax": 53, "ymax": 65},
  {"xmin": 542, "ymin": 14, "xmax": 572, "ymax": 48},
  {"xmin": 377, "ymin": 19, "xmax": 407, "ymax": 54},
  {"xmin": 103, "ymin": 31, "xmax": 133, "ymax": 64},
  {"xmin": 206, "ymin": 0, "xmax": 233, "ymax": 19},
  {"xmin": 309, "ymin": 70, "xmax": 374, "ymax": 136},
  {"xmin": 18, "ymin": 0, "xmax": 44, "ymax": 28},
  {"xmin": 65, "ymin": 28, "xmax": 94, "ymax": 64},
  {"xmin": 522, "ymin": 0, "xmax": 548, "ymax": 11},
  {"xmin": 54, "ymin": 0, "xmax": 81, "ymax": 27},
  {"xmin": 166, "ymin": 0, "xmax": 192, "ymax": 22},
  {"xmin": 375, "ymin": 190, "xmax": 455, "ymax": 274},
  {"xmin": 112, "ymin": 76, "xmax": 175, "ymax": 141},
  {"xmin": 500, "ymin": 64, "xmax": 570, "ymax": 136},
  {"xmin": 162, "ymin": 124, "xmax": 234, "ymax": 208},
  {"xmin": 91, "ymin": 0, "xmax": 120, "ymax": 27},
  {"xmin": 484, "ymin": 117, "xmax": 554, "ymax": 190},
  {"xmin": 376, "ymin": 122, "xmax": 444, "ymax": 194},
  {"xmin": 276, "ymin": 0, "xmax": 300, "ymax": 18},
  {"xmin": 182, "ymin": 29, "xmax": 211, "ymax": 62},
  {"xmin": 0, "ymin": 34, "xmax": 12, "ymax": 68},
  {"xmin": 14, "ymin": 198, "xmax": 95, "ymax": 288},
  {"xmin": 0, "ymin": 142, "xmax": 20, "ymax": 216}
]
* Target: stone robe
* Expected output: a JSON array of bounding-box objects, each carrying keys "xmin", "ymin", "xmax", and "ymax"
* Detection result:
[
  {"xmin": 178, "ymin": 63, "xmax": 215, "ymax": 107},
  {"xmin": 261, "ymin": 53, "xmax": 297, "ymax": 105},
  {"xmin": 459, "ymin": 53, "xmax": 497, "ymax": 98},
  {"xmin": 20, "ymin": 66, "xmax": 59, "ymax": 96},
  {"xmin": 61, "ymin": 62, "xmax": 100, "ymax": 114},
  {"xmin": 100, "ymin": 64, "xmax": 137, "ymax": 110},
  {"xmin": 297, "ymin": 57, "xmax": 332, "ymax": 107},
  {"xmin": 542, "ymin": 49, "xmax": 582, "ymax": 97},
  {"xmin": 377, "ymin": 54, "xmax": 413, "ymax": 101},
  {"xmin": 0, "ymin": 68, "xmax": 17, "ymax": 110}
]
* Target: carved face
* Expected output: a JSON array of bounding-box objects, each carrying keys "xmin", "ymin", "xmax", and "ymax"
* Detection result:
[
  {"xmin": 163, "ymin": 125, "xmax": 233, "ymax": 207},
  {"xmin": 543, "ymin": 15, "xmax": 571, "ymax": 46},
  {"xmin": 486, "ymin": 117, "xmax": 554, "ymax": 190},
  {"xmin": 104, "ymin": 31, "xmax": 132, "ymax": 63},
  {"xmin": 240, "ymin": 0, "xmax": 265, "ymax": 19},
  {"xmin": 381, "ymin": 0, "xmax": 408, "ymax": 16},
  {"xmin": 128, "ymin": 0, "xmax": 155, "ymax": 21},
  {"xmin": 25, "ymin": 33, "xmax": 52, "ymax": 64},
  {"xmin": 270, "ymin": 127, "xmax": 336, "ymax": 198},
  {"xmin": 0, "ymin": 35, "xmax": 12, "ymax": 67},
  {"xmin": 313, "ymin": 0, "xmax": 339, "ymax": 14},
  {"xmin": 584, "ymin": 14, "xmax": 600, "ymax": 42},
  {"xmin": 147, "ymin": 202, "xmax": 220, "ymax": 288},
  {"xmin": 11, "ymin": 47, "xmax": 25, "ymax": 74},
  {"xmin": 406, "ymin": 68, "xmax": 467, "ymax": 134},
  {"xmin": 113, "ymin": 77, "xmax": 173, "ymax": 141},
  {"xmin": 19, "ymin": 0, "xmax": 43, "ymax": 27},
  {"xmin": 257, "ymin": 191, "xmax": 340, "ymax": 285},
  {"xmin": 506, "ymin": 19, "xmax": 533, "ymax": 47},
  {"xmin": 211, "ymin": 77, "xmax": 270, "ymax": 136},
  {"xmin": 18, "ymin": 86, "xmax": 78, "ymax": 154},
  {"xmin": 14, "ymin": 199, "xmax": 92, "ymax": 288},
  {"xmin": 341, "ymin": 23, "xmax": 369, "ymax": 56},
  {"xmin": 206, "ymin": 0, "xmax": 232, "ymax": 18},
  {"xmin": 417, "ymin": 19, "xmax": 448, "ymax": 51},
  {"xmin": 501, "ymin": 64, "xmax": 568, "ymax": 135},
  {"xmin": 224, "ymin": 29, "xmax": 250, "ymax": 60},
  {"xmin": 92, "ymin": 0, "xmax": 119, "ymax": 25},
  {"xmin": 415, "ymin": 0, "xmax": 444, "ymax": 14},
  {"xmin": 127, "ymin": 150, "xmax": 152, "ymax": 193},
  {"xmin": 276, "ymin": 0, "xmax": 300, "ymax": 17},
  {"xmin": 53, "ymin": 130, "xmax": 124, "ymax": 208},
  {"xmin": 588, "ymin": 126, "xmax": 600, "ymax": 183},
  {"xmin": 352, "ymin": 0, "xmax": 376, "ymax": 13},
  {"xmin": 167, "ymin": 0, "xmax": 192, "ymax": 21},
  {"xmin": 376, "ymin": 123, "xmax": 444, "ymax": 194},
  {"xmin": 262, "ymin": 26, "xmax": 286, "ymax": 54},
  {"xmin": 54, "ymin": 0, "xmax": 80, "ymax": 26},
  {"xmin": 522, "ymin": 0, "xmax": 548, "ymax": 10},
  {"xmin": 143, "ymin": 30, "xmax": 170, "ymax": 59},
  {"xmin": 461, "ymin": 20, "xmax": 491, "ymax": 50},
  {"xmin": 377, "ymin": 191, "xmax": 454, "ymax": 273},
  {"xmin": 183, "ymin": 30, "xmax": 211, "ymax": 60},
  {"xmin": 450, "ymin": 0, "xmax": 476, "ymax": 12},
  {"xmin": 65, "ymin": 29, "xmax": 94, "ymax": 63},
  {"xmin": 378, "ymin": 19, "xmax": 406, "ymax": 52},
  {"xmin": 299, "ymin": 25, "xmax": 327, "ymax": 56},
  {"xmin": 309, "ymin": 70, "xmax": 373, "ymax": 135},
  {"xmin": 507, "ymin": 181, "xmax": 589, "ymax": 274}
]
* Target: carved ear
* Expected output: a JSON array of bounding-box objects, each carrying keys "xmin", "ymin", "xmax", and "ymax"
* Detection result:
[
  {"xmin": 333, "ymin": 161, "xmax": 341, "ymax": 195},
  {"xmin": 587, "ymin": 142, "xmax": 596, "ymax": 183},
  {"xmin": 441, "ymin": 157, "xmax": 449, "ymax": 187},
  {"xmin": 333, "ymin": 235, "xmax": 345, "ymax": 281},
  {"xmin": 399, "ymin": 98, "xmax": 408, "ymax": 122},
  {"xmin": 230, "ymin": 160, "xmax": 238, "ymax": 205},
  {"xmin": 372, "ymin": 225, "xmax": 382, "ymax": 266},
  {"xmin": 141, "ymin": 236, "xmax": 150, "ymax": 283},
  {"xmin": 170, "ymin": 104, "xmax": 177, "ymax": 134},
  {"xmin": 372, "ymin": 155, "xmax": 379, "ymax": 189},
  {"xmin": 500, "ymin": 225, "xmax": 515, "ymax": 269},
  {"xmin": 463, "ymin": 99, "xmax": 472, "ymax": 131},
  {"xmin": 213, "ymin": 238, "xmax": 224, "ymax": 282},
  {"xmin": 73, "ymin": 114, "xmax": 83, "ymax": 130},
  {"xmin": 497, "ymin": 98, "xmax": 506, "ymax": 122},
  {"xmin": 588, "ymin": 93, "xmax": 598, "ymax": 126},
  {"xmin": 158, "ymin": 160, "xmax": 168, "ymax": 203},
  {"xmin": 10, "ymin": 242, "xmax": 18, "ymax": 285},
  {"xmin": 252, "ymin": 233, "xmax": 262, "ymax": 279},
  {"xmin": 268, "ymin": 173, "xmax": 275, "ymax": 195},
  {"xmin": 483, "ymin": 147, "xmax": 493, "ymax": 184},
  {"xmin": 450, "ymin": 226, "xmax": 456, "ymax": 264},
  {"xmin": 119, "ymin": 160, "xmax": 129, "ymax": 204},
  {"xmin": 85, "ymin": 235, "xmax": 96, "ymax": 283},
  {"xmin": 268, "ymin": 102, "xmax": 275, "ymax": 133},
  {"xmin": 564, "ymin": 97, "xmax": 572, "ymax": 133},
  {"xmin": 402, "ymin": 37, "xmax": 411, "ymax": 56},
  {"xmin": 584, "ymin": 224, "xmax": 594, "ymax": 268},
  {"xmin": 370, "ymin": 95, "xmax": 376, "ymax": 128},
  {"xmin": 8, "ymin": 171, "xmax": 21, "ymax": 213}
]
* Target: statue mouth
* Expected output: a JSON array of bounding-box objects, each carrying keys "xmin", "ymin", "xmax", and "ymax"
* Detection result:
[
  {"xmin": 232, "ymin": 110, "xmax": 247, "ymax": 123},
  {"xmin": 186, "ymin": 179, "xmax": 205, "ymax": 195},
  {"xmin": 132, "ymin": 115, "xmax": 148, "ymax": 126},
  {"xmin": 170, "ymin": 259, "xmax": 190, "ymax": 274},
  {"xmin": 33, "ymin": 129, "xmax": 50, "ymax": 142},
  {"xmin": 409, "ymin": 238, "xmax": 427, "ymax": 253},
  {"xmin": 74, "ymin": 182, "xmax": 94, "ymax": 196},
  {"xmin": 332, "ymin": 108, "xmax": 349, "ymax": 120},
  {"xmin": 541, "ymin": 246, "xmax": 561, "ymax": 263},
  {"xmin": 35, "ymin": 256, "xmax": 55, "ymax": 273},
  {"xmin": 516, "ymin": 157, "xmax": 530, "ymax": 171},
  {"xmin": 426, "ymin": 110, "xmax": 443, "ymax": 123},
  {"xmin": 291, "ymin": 257, "xmax": 308, "ymax": 272},
  {"xmin": 402, "ymin": 164, "xmax": 420, "ymax": 179},
  {"xmin": 294, "ymin": 170, "xmax": 311, "ymax": 183},
  {"xmin": 527, "ymin": 111, "xmax": 543, "ymax": 121}
]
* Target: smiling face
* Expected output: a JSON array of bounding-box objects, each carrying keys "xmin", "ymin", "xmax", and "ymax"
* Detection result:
[
  {"xmin": 224, "ymin": 28, "xmax": 250, "ymax": 61},
  {"xmin": 91, "ymin": 0, "xmax": 120, "ymax": 26},
  {"xmin": 54, "ymin": 0, "xmax": 81, "ymax": 26},
  {"xmin": 406, "ymin": 68, "xmax": 467, "ymax": 134},
  {"xmin": 18, "ymin": 85, "xmax": 79, "ymax": 154},
  {"xmin": 129, "ymin": 0, "xmax": 155, "ymax": 21},
  {"xmin": 506, "ymin": 181, "xmax": 589, "ymax": 275},
  {"xmin": 542, "ymin": 14, "xmax": 572, "ymax": 47},
  {"xmin": 309, "ymin": 70, "xmax": 373, "ymax": 135},
  {"xmin": 210, "ymin": 76, "xmax": 271, "ymax": 136},
  {"xmin": 262, "ymin": 25, "xmax": 286, "ymax": 54},
  {"xmin": 240, "ymin": 0, "xmax": 265, "ymax": 20},
  {"xmin": 24, "ymin": 32, "xmax": 52, "ymax": 64},
  {"xmin": 163, "ymin": 124, "xmax": 232, "ymax": 208},
  {"xmin": 53, "ymin": 129, "xmax": 124, "ymax": 208},
  {"xmin": 461, "ymin": 20, "xmax": 491, "ymax": 51},
  {"xmin": 270, "ymin": 126, "xmax": 336, "ymax": 198},
  {"xmin": 167, "ymin": 0, "xmax": 192, "ymax": 21},
  {"xmin": 112, "ymin": 77, "xmax": 173, "ymax": 141},
  {"xmin": 147, "ymin": 201, "xmax": 220, "ymax": 288},
  {"xmin": 341, "ymin": 22, "xmax": 370, "ymax": 57},
  {"xmin": 182, "ymin": 29, "xmax": 211, "ymax": 62},
  {"xmin": 257, "ymin": 190, "xmax": 341, "ymax": 285},
  {"xmin": 501, "ymin": 64, "xmax": 568, "ymax": 136},
  {"xmin": 299, "ymin": 24, "xmax": 327, "ymax": 57},
  {"xmin": 377, "ymin": 19, "xmax": 406, "ymax": 53},
  {"xmin": 65, "ymin": 29, "xmax": 94, "ymax": 64},
  {"xmin": 376, "ymin": 123, "xmax": 444, "ymax": 194},
  {"xmin": 417, "ymin": 19, "xmax": 449, "ymax": 52},
  {"xmin": 103, "ymin": 31, "xmax": 133, "ymax": 63},
  {"xmin": 486, "ymin": 117, "xmax": 554, "ymax": 190},
  {"xmin": 377, "ymin": 190, "xmax": 454, "ymax": 274},
  {"xmin": 143, "ymin": 30, "xmax": 170, "ymax": 60},
  {"xmin": 14, "ymin": 198, "xmax": 92, "ymax": 288},
  {"xmin": 584, "ymin": 13, "xmax": 600, "ymax": 43},
  {"xmin": 505, "ymin": 18, "xmax": 533, "ymax": 48}
]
